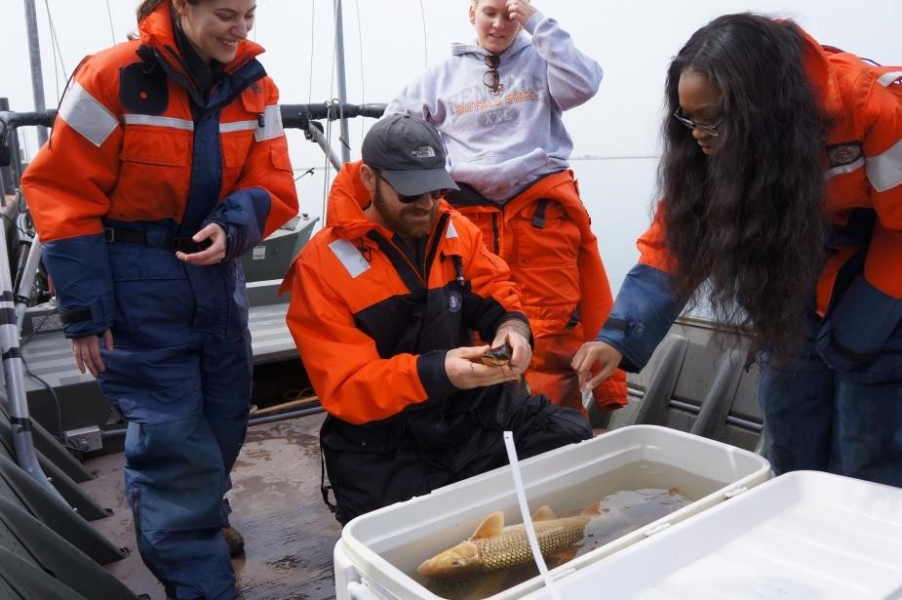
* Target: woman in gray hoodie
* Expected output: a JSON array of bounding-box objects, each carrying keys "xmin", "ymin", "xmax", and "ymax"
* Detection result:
[{"xmin": 386, "ymin": 0, "xmax": 628, "ymax": 420}]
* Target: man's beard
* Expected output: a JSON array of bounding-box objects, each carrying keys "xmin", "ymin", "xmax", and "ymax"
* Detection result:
[{"xmin": 372, "ymin": 186, "xmax": 439, "ymax": 240}]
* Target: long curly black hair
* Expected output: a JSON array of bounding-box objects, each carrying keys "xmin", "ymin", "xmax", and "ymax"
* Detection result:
[{"xmin": 660, "ymin": 13, "xmax": 827, "ymax": 360}]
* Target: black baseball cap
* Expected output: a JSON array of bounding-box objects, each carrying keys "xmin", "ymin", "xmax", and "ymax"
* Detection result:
[{"xmin": 361, "ymin": 115, "xmax": 459, "ymax": 196}]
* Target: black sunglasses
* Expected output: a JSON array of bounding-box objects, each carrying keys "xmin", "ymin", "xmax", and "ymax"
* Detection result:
[
  {"xmin": 397, "ymin": 190, "xmax": 449, "ymax": 205},
  {"xmin": 376, "ymin": 171, "xmax": 448, "ymax": 204},
  {"xmin": 484, "ymin": 54, "xmax": 502, "ymax": 94}
]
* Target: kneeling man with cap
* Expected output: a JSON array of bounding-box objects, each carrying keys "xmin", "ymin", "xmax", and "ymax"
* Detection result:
[{"xmin": 281, "ymin": 115, "xmax": 592, "ymax": 525}]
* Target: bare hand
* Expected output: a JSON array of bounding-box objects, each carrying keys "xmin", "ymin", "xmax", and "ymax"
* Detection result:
[
  {"xmin": 176, "ymin": 223, "xmax": 227, "ymax": 265},
  {"xmin": 72, "ymin": 329, "xmax": 113, "ymax": 377},
  {"xmin": 490, "ymin": 329, "xmax": 532, "ymax": 371},
  {"xmin": 445, "ymin": 345, "xmax": 525, "ymax": 390},
  {"xmin": 506, "ymin": 0, "xmax": 537, "ymax": 27},
  {"xmin": 571, "ymin": 341, "xmax": 622, "ymax": 392}
]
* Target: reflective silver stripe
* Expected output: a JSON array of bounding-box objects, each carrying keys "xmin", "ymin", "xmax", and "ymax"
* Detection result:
[
  {"xmin": 877, "ymin": 71, "xmax": 902, "ymax": 87},
  {"xmin": 122, "ymin": 114, "xmax": 194, "ymax": 131},
  {"xmin": 255, "ymin": 104, "xmax": 284, "ymax": 142},
  {"xmin": 446, "ymin": 221, "xmax": 459, "ymax": 239},
  {"xmin": 329, "ymin": 239, "xmax": 370, "ymax": 278},
  {"xmin": 834, "ymin": 71, "xmax": 902, "ymax": 190},
  {"xmin": 824, "ymin": 157, "xmax": 864, "ymax": 181},
  {"xmin": 57, "ymin": 81, "xmax": 119, "ymax": 147},
  {"xmin": 220, "ymin": 120, "xmax": 258, "ymax": 134},
  {"xmin": 866, "ymin": 138, "xmax": 902, "ymax": 192}
]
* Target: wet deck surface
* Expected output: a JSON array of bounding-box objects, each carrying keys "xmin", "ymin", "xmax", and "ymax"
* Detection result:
[{"xmin": 81, "ymin": 410, "xmax": 340, "ymax": 600}]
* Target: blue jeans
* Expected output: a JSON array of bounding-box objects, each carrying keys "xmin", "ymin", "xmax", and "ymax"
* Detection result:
[{"xmin": 758, "ymin": 312, "xmax": 902, "ymax": 487}]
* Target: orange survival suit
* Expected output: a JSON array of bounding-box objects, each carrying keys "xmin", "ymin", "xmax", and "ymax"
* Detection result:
[
  {"xmin": 20, "ymin": 3, "xmax": 298, "ymax": 597},
  {"xmin": 281, "ymin": 162, "xmax": 591, "ymax": 523}
]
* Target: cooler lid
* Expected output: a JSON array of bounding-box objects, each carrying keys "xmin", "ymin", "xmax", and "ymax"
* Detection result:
[{"xmin": 524, "ymin": 470, "xmax": 902, "ymax": 599}]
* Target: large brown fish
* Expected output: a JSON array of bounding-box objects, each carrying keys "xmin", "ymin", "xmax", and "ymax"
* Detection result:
[{"xmin": 417, "ymin": 503, "xmax": 621, "ymax": 579}]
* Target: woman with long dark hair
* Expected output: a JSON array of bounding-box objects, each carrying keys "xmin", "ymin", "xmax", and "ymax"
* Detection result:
[
  {"xmin": 22, "ymin": 0, "xmax": 298, "ymax": 596},
  {"xmin": 573, "ymin": 13, "xmax": 902, "ymax": 487}
]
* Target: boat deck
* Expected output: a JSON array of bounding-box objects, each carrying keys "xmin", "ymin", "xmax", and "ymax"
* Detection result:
[
  {"xmin": 16, "ymin": 297, "xmax": 342, "ymax": 597},
  {"xmin": 83, "ymin": 410, "xmax": 339, "ymax": 600}
]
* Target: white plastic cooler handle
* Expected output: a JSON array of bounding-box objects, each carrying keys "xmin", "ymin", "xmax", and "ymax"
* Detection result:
[{"xmin": 346, "ymin": 580, "xmax": 390, "ymax": 600}]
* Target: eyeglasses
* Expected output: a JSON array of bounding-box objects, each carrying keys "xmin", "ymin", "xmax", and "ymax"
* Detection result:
[
  {"xmin": 484, "ymin": 55, "xmax": 502, "ymax": 94},
  {"xmin": 672, "ymin": 109, "xmax": 721, "ymax": 137}
]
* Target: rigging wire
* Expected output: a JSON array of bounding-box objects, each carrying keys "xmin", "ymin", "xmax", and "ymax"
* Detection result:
[
  {"xmin": 42, "ymin": 0, "xmax": 67, "ymax": 101},
  {"xmin": 256, "ymin": 0, "xmax": 275, "ymax": 42},
  {"xmin": 307, "ymin": 0, "xmax": 316, "ymax": 105},
  {"xmin": 353, "ymin": 0, "xmax": 366, "ymax": 149},
  {"xmin": 418, "ymin": 0, "xmax": 428, "ymax": 68},
  {"xmin": 104, "ymin": 0, "xmax": 116, "ymax": 44},
  {"xmin": 321, "ymin": 116, "xmax": 332, "ymax": 224}
]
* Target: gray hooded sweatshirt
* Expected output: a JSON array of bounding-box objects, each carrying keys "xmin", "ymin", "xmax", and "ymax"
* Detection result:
[{"xmin": 385, "ymin": 12, "xmax": 602, "ymax": 201}]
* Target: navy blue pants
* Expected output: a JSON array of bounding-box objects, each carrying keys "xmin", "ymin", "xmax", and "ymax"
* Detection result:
[
  {"xmin": 758, "ymin": 312, "xmax": 902, "ymax": 487},
  {"xmin": 100, "ymin": 329, "xmax": 252, "ymax": 600}
]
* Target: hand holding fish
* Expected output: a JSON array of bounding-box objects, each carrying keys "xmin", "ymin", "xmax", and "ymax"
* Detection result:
[
  {"xmin": 571, "ymin": 340, "xmax": 623, "ymax": 392},
  {"xmin": 487, "ymin": 319, "xmax": 533, "ymax": 370},
  {"xmin": 446, "ymin": 345, "xmax": 525, "ymax": 390}
]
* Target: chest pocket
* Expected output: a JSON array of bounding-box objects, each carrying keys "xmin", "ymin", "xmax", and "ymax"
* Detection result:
[
  {"xmin": 114, "ymin": 125, "xmax": 192, "ymax": 221},
  {"xmin": 121, "ymin": 124, "xmax": 191, "ymax": 167}
]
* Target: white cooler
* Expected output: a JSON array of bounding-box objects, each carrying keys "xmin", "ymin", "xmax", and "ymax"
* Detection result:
[
  {"xmin": 523, "ymin": 470, "xmax": 902, "ymax": 600},
  {"xmin": 334, "ymin": 425, "xmax": 772, "ymax": 599}
]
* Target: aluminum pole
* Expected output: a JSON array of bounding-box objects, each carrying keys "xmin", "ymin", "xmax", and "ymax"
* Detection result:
[
  {"xmin": 23, "ymin": 0, "xmax": 49, "ymax": 147},
  {"xmin": 333, "ymin": 0, "xmax": 351, "ymax": 164},
  {"xmin": 0, "ymin": 221, "xmax": 67, "ymax": 506}
]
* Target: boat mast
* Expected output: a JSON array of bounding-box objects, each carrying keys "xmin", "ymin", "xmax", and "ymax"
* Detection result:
[
  {"xmin": 23, "ymin": 0, "xmax": 49, "ymax": 146},
  {"xmin": 333, "ymin": 0, "xmax": 351, "ymax": 164}
]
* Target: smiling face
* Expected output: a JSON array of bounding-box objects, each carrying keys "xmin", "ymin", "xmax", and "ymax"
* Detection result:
[
  {"xmin": 361, "ymin": 166, "xmax": 440, "ymax": 241},
  {"xmin": 676, "ymin": 69, "xmax": 723, "ymax": 155},
  {"xmin": 173, "ymin": 0, "xmax": 256, "ymax": 64},
  {"xmin": 469, "ymin": 0, "xmax": 520, "ymax": 55}
]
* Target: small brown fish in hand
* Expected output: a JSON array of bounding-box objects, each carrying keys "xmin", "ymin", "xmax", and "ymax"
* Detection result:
[{"xmin": 469, "ymin": 337, "xmax": 513, "ymax": 367}]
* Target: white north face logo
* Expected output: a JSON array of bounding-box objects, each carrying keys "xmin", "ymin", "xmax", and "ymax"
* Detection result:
[
  {"xmin": 411, "ymin": 145, "xmax": 436, "ymax": 159},
  {"xmin": 448, "ymin": 291, "xmax": 462, "ymax": 313}
]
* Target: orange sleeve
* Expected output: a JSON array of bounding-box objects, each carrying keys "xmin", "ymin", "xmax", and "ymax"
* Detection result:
[
  {"xmin": 23, "ymin": 57, "xmax": 122, "ymax": 242},
  {"xmin": 284, "ymin": 240, "xmax": 431, "ymax": 425},
  {"xmin": 636, "ymin": 200, "xmax": 675, "ymax": 273}
]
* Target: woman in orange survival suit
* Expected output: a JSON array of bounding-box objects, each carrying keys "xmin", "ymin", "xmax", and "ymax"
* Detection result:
[{"xmin": 21, "ymin": 1, "xmax": 298, "ymax": 597}]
